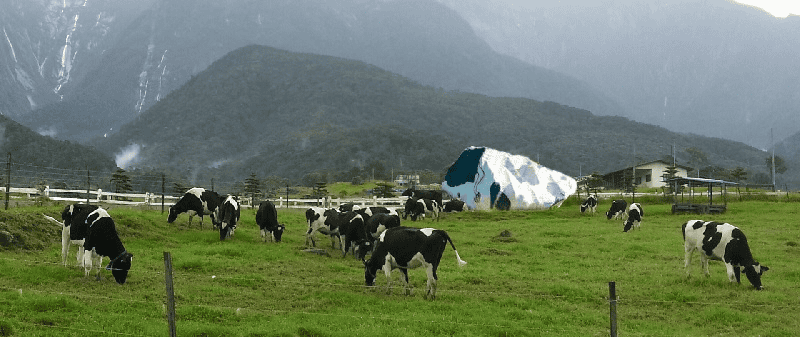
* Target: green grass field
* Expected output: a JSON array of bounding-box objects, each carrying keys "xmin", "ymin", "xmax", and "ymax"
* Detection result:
[{"xmin": 1, "ymin": 199, "xmax": 798, "ymax": 336}]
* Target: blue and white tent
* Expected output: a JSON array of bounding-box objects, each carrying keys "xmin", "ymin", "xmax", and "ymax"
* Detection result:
[{"xmin": 442, "ymin": 146, "xmax": 577, "ymax": 210}]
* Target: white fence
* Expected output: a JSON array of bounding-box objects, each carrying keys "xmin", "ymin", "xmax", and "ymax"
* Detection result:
[{"xmin": 7, "ymin": 186, "xmax": 410, "ymax": 209}]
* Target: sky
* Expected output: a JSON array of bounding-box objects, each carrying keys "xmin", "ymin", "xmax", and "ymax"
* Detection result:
[
  {"xmin": 500, "ymin": 0, "xmax": 799, "ymax": 18},
  {"xmin": 735, "ymin": 0, "xmax": 800, "ymax": 17}
]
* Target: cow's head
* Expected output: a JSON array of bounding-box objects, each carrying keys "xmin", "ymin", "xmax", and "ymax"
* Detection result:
[
  {"xmin": 107, "ymin": 252, "xmax": 134, "ymax": 285},
  {"xmin": 364, "ymin": 260, "xmax": 377, "ymax": 286},
  {"xmin": 167, "ymin": 206, "xmax": 179, "ymax": 223},
  {"xmin": 743, "ymin": 263, "xmax": 769, "ymax": 290},
  {"xmin": 273, "ymin": 224, "xmax": 285, "ymax": 242}
]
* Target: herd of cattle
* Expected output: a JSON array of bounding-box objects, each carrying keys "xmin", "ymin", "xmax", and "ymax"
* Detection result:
[
  {"xmin": 49, "ymin": 187, "xmax": 768, "ymax": 296},
  {"xmin": 580, "ymin": 194, "xmax": 768, "ymax": 290}
]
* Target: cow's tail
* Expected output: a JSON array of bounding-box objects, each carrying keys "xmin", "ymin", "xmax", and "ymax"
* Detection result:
[{"xmin": 444, "ymin": 232, "xmax": 467, "ymax": 267}]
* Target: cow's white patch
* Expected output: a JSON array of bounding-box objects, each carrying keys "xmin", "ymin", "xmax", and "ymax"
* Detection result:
[{"xmin": 420, "ymin": 228, "xmax": 435, "ymax": 236}]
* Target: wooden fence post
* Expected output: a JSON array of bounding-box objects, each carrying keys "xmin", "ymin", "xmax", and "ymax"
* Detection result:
[
  {"xmin": 164, "ymin": 252, "xmax": 177, "ymax": 337},
  {"xmin": 609, "ymin": 281, "xmax": 617, "ymax": 337}
]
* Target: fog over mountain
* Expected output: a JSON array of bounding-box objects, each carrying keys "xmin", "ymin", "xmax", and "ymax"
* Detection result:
[
  {"xmin": 7, "ymin": 0, "xmax": 621, "ymax": 143},
  {"xmin": 438, "ymin": 0, "xmax": 800, "ymax": 149},
  {"xmin": 1, "ymin": 0, "xmax": 797, "ymax": 187}
]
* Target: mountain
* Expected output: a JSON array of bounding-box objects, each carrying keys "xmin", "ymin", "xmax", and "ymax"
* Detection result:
[
  {"xmin": 12, "ymin": 0, "xmax": 623, "ymax": 143},
  {"xmin": 0, "ymin": 114, "xmax": 115, "ymax": 173},
  {"xmin": 437, "ymin": 0, "xmax": 800, "ymax": 149},
  {"xmin": 0, "ymin": 0, "xmax": 154, "ymax": 125},
  {"xmin": 92, "ymin": 45, "xmax": 773, "ymax": 185}
]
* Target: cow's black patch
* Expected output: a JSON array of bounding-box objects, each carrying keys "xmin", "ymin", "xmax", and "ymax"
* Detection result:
[
  {"xmin": 444, "ymin": 147, "xmax": 485, "ymax": 187},
  {"xmin": 701, "ymin": 222, "xmax": 722, "ymax": 257}
]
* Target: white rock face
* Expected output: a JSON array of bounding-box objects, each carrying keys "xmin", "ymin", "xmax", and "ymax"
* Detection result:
[{"xmin": 442, "ymin": 146, "xmax": 577, "ymax": 210}]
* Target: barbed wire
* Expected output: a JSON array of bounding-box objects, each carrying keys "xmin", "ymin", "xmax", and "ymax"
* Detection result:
[{"xmin": 3, "ymin": 255, "xmax": 794, "ymax": 311}]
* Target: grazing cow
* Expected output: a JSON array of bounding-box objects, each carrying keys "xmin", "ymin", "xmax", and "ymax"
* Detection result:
[
  {"xmin": 82, "ymin": 208, "xmax": 133, "ymax": 284},
  {"xmin": 580, "ymin": 195, "xmax": 598, "ymax": 214},
  {"xmin": 59, "ymin": 203, "xmax": 99, "ymax": 267},
  {"xmin": 305, "ymin": 207, "xmax": 340, "ymax": 248},
  {"xmin": 256, "ymin": 201, "xmax": 284, "ymax": 243},
  {"xmin": 364, "ymin": 227, "xmax": 467, "ymax": 299},
  {"xmin": 606, "ymin": 199, "xmax": 628, "ymax": 220},
  {"xmin": 623, "ymin": 203, "xmax": 643, "ymax": 232},
  {"xmin": 403, "ymin": 197, "xmax": 440, "ymax": 221},
  {"xmin": 338, "ymin": 213, "xmax": 372, "ymax": 259},
  {"xmin": 338, "ymin": 203, "xmax": 361, "ymax": 212},
  {"xmin": 442, "ymin": 199, "xmax": 465, "ymax": 213},
  {"xmin": 402, "ymin": 188, "xmax": 444, "ymax": 209},
  {"xmin": 682, "ymin": 220, "xmax": 769, "ymax": 290},
  {"xmin": 365, "ymin": 212, "xmax": 402, "ymax": 240},
  {"xmin": 168, "ymin": 188, "xmax": 222, "ymax": 228},
  {"xmin": 218, "ymin": 195, "xmax": 240, "ymax": 240}
]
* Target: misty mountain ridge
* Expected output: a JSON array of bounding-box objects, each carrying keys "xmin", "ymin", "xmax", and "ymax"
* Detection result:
[
  {"xmin": 12, "ymin": 0, "xmax": 622, "ymax": 144},
  {"xmin": 438, "ymin": 0, "xmax": 800, "ymax": 149},
  {"xmin": 93, "ymin": 44, "xmax": 783, "ymax": 186}
]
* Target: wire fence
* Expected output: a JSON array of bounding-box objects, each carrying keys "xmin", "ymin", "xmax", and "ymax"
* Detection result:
[{"xmin": 1, "ymin": 254, "xmax": 796, "ymax": 336}]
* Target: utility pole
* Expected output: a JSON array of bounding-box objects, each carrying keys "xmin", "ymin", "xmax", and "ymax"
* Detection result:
[
  {"xmin": 5, "ymin": 153, "xmax": 10, "ymax": 210},
  {"xmin": 771, "ymin": 128, "xmax": 776, "ymax": 191}
]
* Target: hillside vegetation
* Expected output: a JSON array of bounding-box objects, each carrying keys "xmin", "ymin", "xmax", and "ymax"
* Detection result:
[
  {"xmin": 0, "ymin": 114, "xmax": 115, "ymax": 171},
  {"xmin": 1, "ymin": 199, "xmax": 798, "ymax": 336},
  {"xmin": 93, "ymin": 45, "xmax": 776, "ymax": 186}
]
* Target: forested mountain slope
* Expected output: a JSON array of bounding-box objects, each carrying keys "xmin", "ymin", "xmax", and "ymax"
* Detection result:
[{"xmin": 93, "ymin": 45, "xmax": 774, "ymax": 185}]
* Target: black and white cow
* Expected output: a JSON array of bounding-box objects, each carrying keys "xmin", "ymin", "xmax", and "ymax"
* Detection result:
[
  {"xmin": 59, "ymin": 203, "xmax": 99, "ymax": 267},
  {"xmin": 218, "ymin": 195, "xmax": 240, "ymax": 240},
  {"xmin": 442, "ymin": 199, "xmax": 465, "ymax": 213},
  {"xmin": 580, "ymin": 195, "xmax": 598, "ymax": 214},
  {"xmin": 682, "ymin": 220, "xmax": 769, "ymax": 290},
  {"xmin": 338, "ymin": 212, "xmax": 372, "ymax": 259},
  {"xmin": 168, "ymin": 188, "xmax": 222, "ymax": 228},
  {"xmin": 256, "ymin": 201, "xmax": 284, "ymax": 243},
  {"xmin": 364, "ymin": 226, "xmax": 467, "ymax": 299},
  {"xmin": 606, "ymin": 199, "xmax": 628, "ymax": 220},
  {"xmin": 338, "ymin": 203, "xmax": 361, "ymax": 212},
  {"xmin": 402, "ymin": 188, "xmax": 444, "ymax": 209},
  {"xmin": 82, "ymin": 207, "xmax": 133, "ymax": 284},
  {"xmin": 623, "ymin": 203, "xmax": 643, "ymax": 232},
  {"xmin": 403, "ymin": 197, "xmax": 439, "ymax": 221},
  {"xmin": 365, "ymin": 212, "xmax": 402, "ymax": 240},
  {"xmin": 305, "ymin": 207, "xmax": 340, "ymax": 248}
]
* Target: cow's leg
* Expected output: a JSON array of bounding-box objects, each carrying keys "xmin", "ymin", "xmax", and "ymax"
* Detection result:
[
  {"xmin": 400, "ymin": 269, "xmax": 411, "ymax": 296},
  {"xmin": 425, "ymin": 265, "xmax": 438, "ymax": 300},
  {"xmin": 726, "ymin": 264, "xmax": 741, "ymax": 283},
  {"xmin": 94, "ymin": 254, "xmax": 103, "ymax": 281},
  {"xmin": 342, "ymin": 236, "xmax": 350, "ymax": 258},
  {"xmin": 83, "ymin": 249, "xmax": 93, "ymax": 277},
  {"xmin": 382, "ymin": 263, "xmax": 394, "ymax": 295},
  {"xmin": 684, "ymin": 246, "xmax": 694, "ymax": 277},
  {"xmin": 700, "ymin": 254, "xmax": 710, "ymax": 277},
  {"xmin": 75, "ymin": 241, "xmax": 85, "ymax": 267},
  {"xmin": 305, "ymin": 227, "xmax": 317, "ymax": 247}
]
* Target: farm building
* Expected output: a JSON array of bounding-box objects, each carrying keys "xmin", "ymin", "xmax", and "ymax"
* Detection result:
[{"xmin": 603, "ymin": 160, "xmax": 692, "ymax": 189}]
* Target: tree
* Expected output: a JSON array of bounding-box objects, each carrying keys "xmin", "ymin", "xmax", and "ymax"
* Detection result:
[
  {"xmin": 172, "ymin": 181, "xmax": 189, "ymax": 196},
  {"xmin": 729, "ymin": 167, "xmax": 748, "ymax": 199},
  {"xmin": 244, "ymin": 173, "xmax": 262, "ymax": 204},
  {"xmin": 262, "ymin": 175, "xmax": 288, "ymax": 198},
  {"xmin": 661, "ymin": 164, "xmax": 681, "ymax": 194},
  {"xmin": 765, "ymin": 155, "xmax": 787, "ymax": 175},
  {"xmin": 373, "ymin": 182, "xmax": 396, "ymax": 198},
  {"xmin": 685, "ymin": 147, "xmax": 709, "ymax": 176},
  {"xmin": 110, "ymin": 168, "xmax": 133, "ymax": 198}
]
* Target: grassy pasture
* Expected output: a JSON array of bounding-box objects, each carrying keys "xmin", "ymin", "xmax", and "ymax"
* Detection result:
[{"xmin": 0, "ymin": 200, "xmax": 798, "ymax": 336}]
